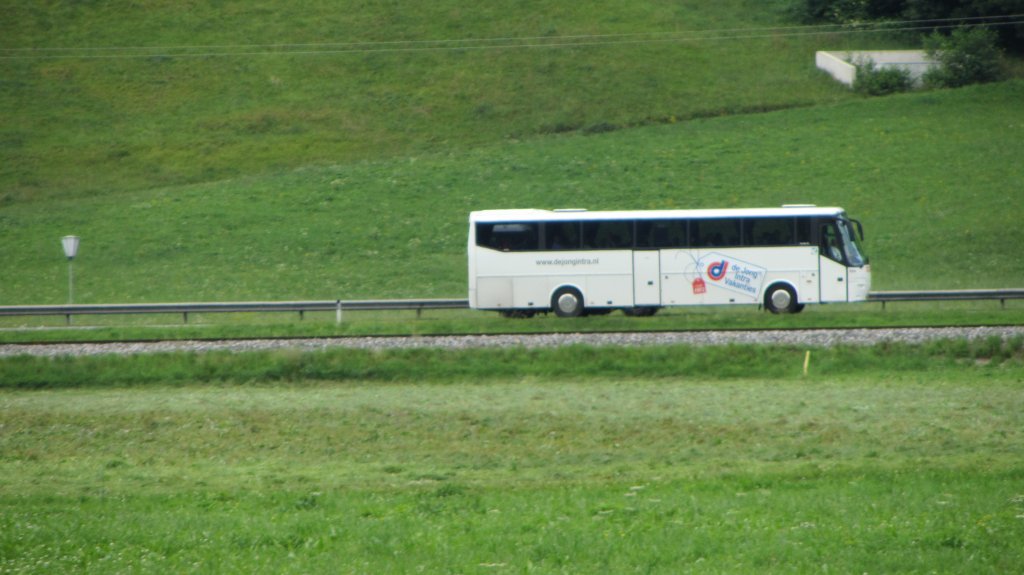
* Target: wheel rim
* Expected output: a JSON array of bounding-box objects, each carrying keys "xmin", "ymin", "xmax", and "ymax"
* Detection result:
[
  {"xmin": 771, "ymin": 288, "xmax": 792, "ymax": 310},
  {"xmin": 557, "ymin": 293, "xmax": 580, "ymax": 315}
]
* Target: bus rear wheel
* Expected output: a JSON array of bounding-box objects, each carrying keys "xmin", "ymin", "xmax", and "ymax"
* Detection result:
[
  {"xmin": 552, "ymin": 287, "xmax": 585, "ymax": 318},
  {"xmin": 765, "ymin": 284, "xmax": 803, "ymax": 314}
]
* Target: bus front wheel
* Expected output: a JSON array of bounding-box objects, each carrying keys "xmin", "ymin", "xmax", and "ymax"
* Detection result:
[
  {"xmin": 552, "ymin": 287, "xmax": 585, "ymax": 318},
  {"xmin": 764, "ymin": 284, "xmax": 803, "ymax": 314}
]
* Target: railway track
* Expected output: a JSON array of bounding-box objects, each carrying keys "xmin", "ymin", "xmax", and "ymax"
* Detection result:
[{"xmin": 2, "ymin": 325, "xmax": 1023, "ymax": 358}]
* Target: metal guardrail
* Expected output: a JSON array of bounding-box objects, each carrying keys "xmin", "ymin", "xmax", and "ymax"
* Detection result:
[
  {"xmin": 866, "ymin": 289, "xmax": 1024, "ymax": 309},
  {"xmin": 0, "ymin": 290, "xmax": 1020, "ymax": 323},
  {"xmin": 0, "ymin": 299, "xmax": 470, "ymax": 324}
]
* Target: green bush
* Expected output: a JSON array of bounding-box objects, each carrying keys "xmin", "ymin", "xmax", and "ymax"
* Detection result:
[
  {"xmin": 786, "ymin": 0, "xmax": 873, "ymax": 24},
  {"xmin": 784, "ymin": 1, "xmax": 1024, "ymax": 52},
  {"xmin": 924, "ymin": 27, "xmax": 1006, "ymax": 89},
  {"xmin": 854, "ymin": 59, "xmax": 914, "ymax": 95}
]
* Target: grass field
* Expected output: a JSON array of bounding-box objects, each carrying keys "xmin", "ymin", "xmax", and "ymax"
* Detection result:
[
  {"xmin": 2, "ymin": 0, "xmax": 874, "ymax": 204},
  {"xmin": 2, "ymin": 81, "xmax": 1023, "ymax": 310},
  {"xmin": 3, "ymin": 3, "xmax": 1023, "ymax": 572},
  {"xmin": 1, "ymin": 300, "xmax": 1024, "ymax": 345},
  {"xmin": 2, "ymin": 343, "xmax": 1023, "ymax": 572},
  {"xmin": 2, "ymin": 1, "xmax": 1022, "ymax": 327}
]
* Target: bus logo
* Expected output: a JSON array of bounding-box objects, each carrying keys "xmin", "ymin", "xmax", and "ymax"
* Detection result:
[
  {"xmin": 697, "ymin": 253, "xmax": 768, "ymax": 301},
  {"xmin": 707, "ymin": 260, "xmax": 729, "ymax": 281}
]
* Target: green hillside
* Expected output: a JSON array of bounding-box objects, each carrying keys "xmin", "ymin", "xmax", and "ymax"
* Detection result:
[
  {"xmin": 2, "ymin": 2, "xmax": 1022, "ymax": 307},
  {"xmin": 1, "ymin": 81, "xmax": 1022, "ymax": 305},
  {"xmin": 3, "ymin": 0, "xmax": 883, "ymax": 204}
]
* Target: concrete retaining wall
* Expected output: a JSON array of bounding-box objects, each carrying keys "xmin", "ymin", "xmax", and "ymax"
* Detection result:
[{"xmin": 816, "ymin": 50, "xmax": 937, "ymax": 87}]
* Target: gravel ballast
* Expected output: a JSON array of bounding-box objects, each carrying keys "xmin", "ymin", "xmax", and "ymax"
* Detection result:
[{"xmin": 2, "ymin": 326, "xmax": 1023, "ymax": 358}]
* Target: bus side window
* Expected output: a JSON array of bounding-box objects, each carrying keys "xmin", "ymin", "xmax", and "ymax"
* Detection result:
[
  {"xmin": 820, "ymin": 224, "xmax": 844, "ymax": 262},
  {"xmin": 692, "ymin": 219, "xmax": 740, "ymax": 247},
  {"xmin": 545, "ymin": 222, "xmax": 580, "ymax": 250},
  {"xmin": 796, "ymin": 218, "xmax": 813, "ymax": 245},
  {"xmin": 583, "ymin": 220, "xmax": 633, "ymax": 249},
  {"xmin": 637, "ymin": 219, "xmax": 686, "ymax": 248},
  {"xmin": 479, "ymin": 223, "xmax": 538, "ymax": 251},
  {"xmin": 745, "ymin": 218, "xmax": 795, "ymax": 246}
]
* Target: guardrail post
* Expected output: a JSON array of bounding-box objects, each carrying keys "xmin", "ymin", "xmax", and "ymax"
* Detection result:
[
  {"xmin": 336, "ymin": 300, "xmax": 342, "ymax": 325},
  {"xmin": 183, "ymin": 312, "xmax": 189, "ymax": 324}
]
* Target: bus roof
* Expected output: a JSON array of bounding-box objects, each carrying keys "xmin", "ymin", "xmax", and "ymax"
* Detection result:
[{"xmin": 470, "ymin": 206, "xmax": 848, "ymax": 222}]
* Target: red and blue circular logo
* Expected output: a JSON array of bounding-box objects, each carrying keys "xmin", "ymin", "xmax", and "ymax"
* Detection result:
[{"xmin": 707, "ymin": 260, "xmax": 729, "ymax": 281}]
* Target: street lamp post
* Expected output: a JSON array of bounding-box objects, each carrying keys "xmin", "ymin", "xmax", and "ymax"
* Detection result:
[{"xmin": 61, "ymin": 236, "xmax": 80, "ymax": 309}]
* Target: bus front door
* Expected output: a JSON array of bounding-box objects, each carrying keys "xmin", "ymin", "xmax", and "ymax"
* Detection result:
[
  {"xmin": 819, "ymin": 223, "xmax": 849, "ymax": 302},
  {"xmin": 633, "ymin": 251, "xmax": 661, "ymax": 306},
  {"xmin": 819, "ymin": 256, "xmax": 848, "ymax": 302}
]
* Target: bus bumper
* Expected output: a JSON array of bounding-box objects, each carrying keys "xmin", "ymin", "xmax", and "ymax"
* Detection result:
[{"xmin": 849, "ymin": 265, "xmax": 871, "ymax": 302}]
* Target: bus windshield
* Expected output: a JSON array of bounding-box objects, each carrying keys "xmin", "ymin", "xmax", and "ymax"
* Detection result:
[{"xmin": 838, "ymin": 219, "xmax": 867, "ymax": 266}]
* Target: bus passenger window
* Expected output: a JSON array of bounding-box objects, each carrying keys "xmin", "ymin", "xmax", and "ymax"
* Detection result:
[
  {"xmin": 583, "ymin": 220, "xmax": 633, "ymax": 249},
  {"xmin": 796, "ymin": 218, "xmax": 812, "ymax": 245},
  {"xmin": 637, "ymin": 220, "xmax": 686, "ymax": 248},
  {"xmin": 692, "ymin": 219, "xmax": 740, "ymax": 247},
  {"xmin": 478, "ymin": 223, "xmax": 538, "ymax": 251},
  {"xmin": 745, "ymin": 218, "xmax": 795, "ymax": 246},
  {"xmin": 545, "ymin": 222, "xmax": 581, "ymax": 250}
]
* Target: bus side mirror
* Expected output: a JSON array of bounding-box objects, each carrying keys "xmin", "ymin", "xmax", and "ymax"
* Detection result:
[{"xmin": 852, "ymin": 219, "xmax": 864, "ymax": 240}]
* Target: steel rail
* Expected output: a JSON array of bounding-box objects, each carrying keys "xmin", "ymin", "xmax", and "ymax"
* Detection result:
[{"xmin": 0, "ymin": 290, "xmax": 1021, "ymax": 321}]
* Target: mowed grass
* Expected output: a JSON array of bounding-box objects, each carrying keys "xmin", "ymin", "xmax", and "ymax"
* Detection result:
[
  {"xmin": 2, "ymin": 345, "xmax": 1023, "ymax": 572},
  {"xmin": 2, "ymin": 335, "xmax": 1023, "ymax": 389},
  {"xmin": 2, "ymin": 81, "xmax": 1023, "ymax": 310},
  {"xmin": 2, "ymin": 301, "xmax": 1024, "ymax": 344}
]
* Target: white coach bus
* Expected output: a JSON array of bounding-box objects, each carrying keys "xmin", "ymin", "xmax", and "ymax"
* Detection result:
[{"xmin": 468, "ymin": 205, "xmax": 870, "ymax": 317}]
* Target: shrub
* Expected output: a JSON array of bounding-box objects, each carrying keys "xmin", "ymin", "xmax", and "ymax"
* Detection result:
[
  {"xmin": 785, "ymin": 1, "xmax": 1024, "ymax": 52},
  {"xmin": 923, "ymin": 27, "xmax": 1006, "ymax": 89},
  {"xmin": 786, "ymin": 0, "xmax": 872, "ymax": 24},
  {"xmin": 853, "ymin": 59, "xmax": 913, "ymax": 96}
]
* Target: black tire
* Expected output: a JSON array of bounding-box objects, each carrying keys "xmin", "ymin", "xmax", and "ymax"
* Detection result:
[
  {"xmin": 551, "ymin": 287, "xmax": 585, "ymax": 318},
  {"xmin": 764, "ymin": 284, "xmax": 801, "ymax": 314},
  {"xmin": 622, "ymin": 307, "xmax": 659, "ymax": 317}
]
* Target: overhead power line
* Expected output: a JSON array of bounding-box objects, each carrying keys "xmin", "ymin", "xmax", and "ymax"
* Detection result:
[{"xmin": 2, "ymin": 14, "xmax": 1022, "ymax": 60}]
